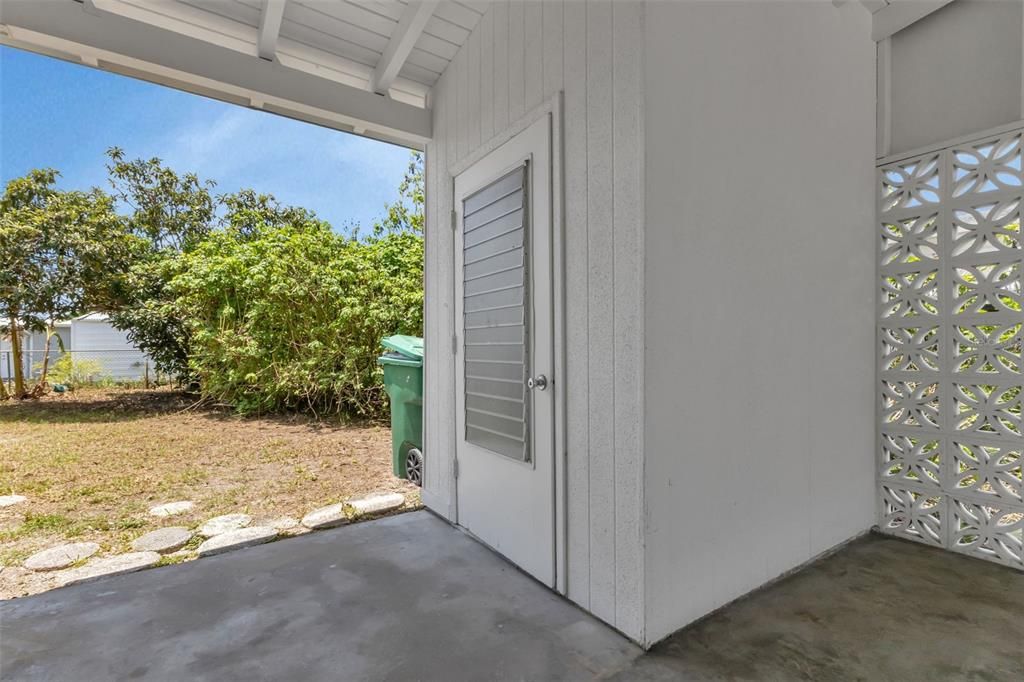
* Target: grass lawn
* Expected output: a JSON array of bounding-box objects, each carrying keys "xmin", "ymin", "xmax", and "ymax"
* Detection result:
[{"xmin": 0, "ymin": 387, "xmax": 418, "ymax": 598}]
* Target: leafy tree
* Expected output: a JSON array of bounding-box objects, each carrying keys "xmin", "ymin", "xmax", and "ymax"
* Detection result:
[
  {"xmin": 24, "ymin": 190, "xmax": 130, "ymax": 390},
  {"xmin": 373, "ymin": 151, "xmax": 423, "ymax": 236},
  {"xmin": 105, "ymin": 147, "xmax": 217, "ymax": 251},
  {"xmin": 102, "ymin": 150, "xmax": 335, "ymax": 381},
  {"xmin": 0, "ymin": 171, "xmax": 49, "ymax": 397},
  {"xmin": 219, "ymin": 189, "xmax": 327, "ymax": 239},
  {"xmin": 0, "ymin": 208, "xmax": 33, "ymax": 398},
  {"xmin": 0, "ymin": 169, "xmax": 131, "ymax": 396},
  {"xmin": 103, "ymin": 148, "xmax": 217, "ymax": 380}
]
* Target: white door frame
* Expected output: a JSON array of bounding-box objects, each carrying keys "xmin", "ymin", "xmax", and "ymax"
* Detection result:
[{"xmin": 448, "ymin": 94, "xmax": 566, "ymax": 594}]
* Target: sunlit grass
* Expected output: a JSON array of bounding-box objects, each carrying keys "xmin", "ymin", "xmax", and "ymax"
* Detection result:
[{"xmin": 0, "ymin": 388, "xmax": 419, "ymax": 591}]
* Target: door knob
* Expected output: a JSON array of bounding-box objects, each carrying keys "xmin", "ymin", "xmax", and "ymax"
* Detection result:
[{"xmin": 527, "ymin": 375, "xmax": 548, "ymax": 391}]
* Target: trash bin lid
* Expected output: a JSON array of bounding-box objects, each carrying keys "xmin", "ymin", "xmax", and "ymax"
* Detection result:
[
  {"xmin": 378, "ymin": 352, "xmax": 421, "ymax": 368},
  {"xmin": 381, "ymin": 335, "xmax": 424, "ymax": 360}
]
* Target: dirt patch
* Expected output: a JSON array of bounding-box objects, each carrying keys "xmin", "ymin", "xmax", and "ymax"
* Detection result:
[{"xmin": 0, "ymin": 387, "xmax": 418, "ymax": 598}]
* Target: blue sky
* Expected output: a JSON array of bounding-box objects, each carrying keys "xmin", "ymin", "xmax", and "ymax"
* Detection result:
[{"xmin": 0, "ymin": 46, "xmax": 413, "ymax": 233}]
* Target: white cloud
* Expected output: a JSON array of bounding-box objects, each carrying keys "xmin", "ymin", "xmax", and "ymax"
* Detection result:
[
  {"xmin": 158, "ymin": 107, "xmax": 264, "ymax": 181},
  {"xmin": 330, "ymin": 133, "xmax": 411, "ymax": 183},
  {"xmin": 126, "ymin": 101, "xmax": 413, "ymax": 230}
]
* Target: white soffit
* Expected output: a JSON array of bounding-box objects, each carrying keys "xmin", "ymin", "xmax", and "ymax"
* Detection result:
[{"xmin": 0, "ymin": 0, "xmax": 487, "ymax": 146}]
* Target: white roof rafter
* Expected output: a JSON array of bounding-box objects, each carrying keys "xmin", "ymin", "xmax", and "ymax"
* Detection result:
[
  {"xmin": 372, "ymin": 1, "xmax": 439, "ymax": 97},
  {"xmin": 256, "ymin": 0, "xmax": 286, "ymax": 62},
  {"xmin": 6, "ymin": 0, "xmax": 488, "ymax": 110},
  {"xmin": 0, "ymin": 0, "xmax": 431, "ymax": 146}
]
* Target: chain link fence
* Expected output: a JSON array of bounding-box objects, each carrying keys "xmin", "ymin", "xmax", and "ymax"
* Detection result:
[{"xmin": 1, "ymin": 349, "xmax": 159, "ymax": 391}]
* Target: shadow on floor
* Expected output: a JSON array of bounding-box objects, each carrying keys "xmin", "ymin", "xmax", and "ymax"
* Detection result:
[
  {"xmin": 619, "ymin": 533, "xmax": 1024, "ymax": 681},
  {"xmin": 2, "ymin": 513, "xmax": 1022, "ymax": 681},
  {"xmin": 0, "ymin": 511, "xmax": 640, "ymax": 681}
]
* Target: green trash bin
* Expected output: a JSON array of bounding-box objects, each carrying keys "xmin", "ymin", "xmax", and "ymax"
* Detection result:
[{"xmin": 378, "ymin": 335, "xmax": 424, "ymax": 485}]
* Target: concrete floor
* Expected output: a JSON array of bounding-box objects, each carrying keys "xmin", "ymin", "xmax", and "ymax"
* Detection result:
[
  {"xmin": 0, "ymin": 511, "xmax": 641, "ymax": 681},
  {"xmin": 2, "ymin": 512, "xmax": 1022, "ymax": 681},
  {"xmin": 624, "ymin": 533, "xmax": 1024, "ymax": 681}
]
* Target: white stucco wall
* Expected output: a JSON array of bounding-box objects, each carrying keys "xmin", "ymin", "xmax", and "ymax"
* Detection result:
[
  {"xmin": 422, "ymin": 0, "xmax": 646, "ymax": 641},
  {"xmin": 885, "ymin": 0, "xmax": 1023, "ymax": 157},
  {"xmin": 642, "ymin": 1, "xmax": 877, "ymax": 644}
]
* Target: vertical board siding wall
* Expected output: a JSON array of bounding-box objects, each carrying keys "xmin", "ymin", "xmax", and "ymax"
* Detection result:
[
  {"xmin": 642, "ymin": 1, "xmax": 876, "ymax": 644},
  {"xmin": 423, "ymin": 0, "xmax": 646, "ymax": 641}
]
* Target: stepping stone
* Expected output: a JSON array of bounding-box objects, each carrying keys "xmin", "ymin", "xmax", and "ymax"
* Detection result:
[
  {"xmin": 301, "ymin": 504, "xmax": 348, "ymax": 530},
  {"xmin": 0, "ymin": 495, "xmax": 27, "ymax": 507},
  {"xmin": 58, "ymin": 552, "xmax": 160, "ymax": 587},
  {"xmin": 148, "ymin": 501, "xmax": 194, "ymax": 518},
  {"xmin": 24, "ymin": 542, "xmax": 100, "ymax": 571},
  {"xmin": 346, "ymin": 493, "xmax": 405, "ymax": 517},
  {"xmin": 265, "ymin": 516, "xmax": 300, "ymax": 532},
  {"xmin": 197, "ymin": 526, "xmax": 277, "ymax": 557},
  {"xmin": 199, "ymin": 513, "xmax": 252, "ymax": 538},
  {"xmin": 132, "ymin": 527, "xmax": 192, "ymax": 554}
]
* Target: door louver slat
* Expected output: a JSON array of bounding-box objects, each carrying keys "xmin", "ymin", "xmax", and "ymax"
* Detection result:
[{"xmin": 462, "ymin": 165, "xmax": 530, "ymax": 462}]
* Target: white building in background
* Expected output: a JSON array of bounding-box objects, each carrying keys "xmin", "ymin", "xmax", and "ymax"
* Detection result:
[{"xmin": 0, "ymin": 313, "xmax": 150, "ymax": 382}]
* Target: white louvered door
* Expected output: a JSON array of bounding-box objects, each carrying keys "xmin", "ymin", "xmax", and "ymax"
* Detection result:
[{"xmin": 454, "ymin": 115, "xmax": 555, "ymax": 586}]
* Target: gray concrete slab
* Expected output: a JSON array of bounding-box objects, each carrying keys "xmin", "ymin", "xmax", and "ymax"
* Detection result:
[
  {"xmin": 621, "ymin": 533, "xmax": 1024, "ymax": 681},
  {"xmin": 3, "ymin": 516, "xmax": 1023, "ymax": 681},
  {"xmin": 0, "ymin": 511, "xmax": 641, "ymax": 681}
]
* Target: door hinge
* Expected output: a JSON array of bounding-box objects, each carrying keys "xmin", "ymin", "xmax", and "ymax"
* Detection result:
[
  {"xmin": 450, "ymin": 209, "xmax": 457, "ymax": 231},
  {"xmin": 452, "ymin": 334, "xmax": 459, "ymax": 355},
  {"xmin": 452, "ymin": 458, "xmax": 459, "ymax": 479}
]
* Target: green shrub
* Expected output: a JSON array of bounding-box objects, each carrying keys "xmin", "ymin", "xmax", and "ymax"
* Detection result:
[
  {"xmin": 170, "ymin": 223, "xmax": 423, "ymax": 417},
  {"xmin": 41, "ymin": 355, "xmax": 107, "ymax": 388}
]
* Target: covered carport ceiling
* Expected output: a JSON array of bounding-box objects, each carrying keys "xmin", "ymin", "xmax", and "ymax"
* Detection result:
[
  {"xmin": 0, "ymin": 0, "xmax": 960, "ymax": 147},
  {"xmin": 0, "ymin": 0, "xmax": 488, "ymax": 148}
]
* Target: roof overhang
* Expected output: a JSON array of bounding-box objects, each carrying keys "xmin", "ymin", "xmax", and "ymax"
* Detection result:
[{"xmin": 0, "ymin": 0, "xmax": 434, "ymax": 148}]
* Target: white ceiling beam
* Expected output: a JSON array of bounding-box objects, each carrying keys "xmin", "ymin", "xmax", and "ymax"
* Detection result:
[
  {"xmin": 257, "ymin": 0, "xmax": 286, "ymax": 62},
  {"xmin": 860, "ymin": 0, "xmax": 889, "ymax": 13},
  {"xmin": 371, "ymin": 0, "xmax": 438, "ymax": 96},
  {"xmin": 0, "ymin": 0, "xmax": 431, "ymax": 146},
  {"xmin": 872, "ymin": 0, "xmax": 956, "ymax": 41},
  {"xmin": 86, "ymin": 0, "xmax": 256, "ymax": 54}
]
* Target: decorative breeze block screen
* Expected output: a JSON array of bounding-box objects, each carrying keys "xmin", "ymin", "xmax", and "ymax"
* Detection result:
[
  {"xmin": 462, "ymin": 165, "xmax": 530, "ymax": 462},
  {"xmin": 878, "ymin": 128, "xmax": 1023, "ymax": 569}
]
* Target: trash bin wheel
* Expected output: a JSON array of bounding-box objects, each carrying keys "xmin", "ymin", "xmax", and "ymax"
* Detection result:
[{"xmin": 405, "ymin": 448, "xmax": 424, "ymax": 487}]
